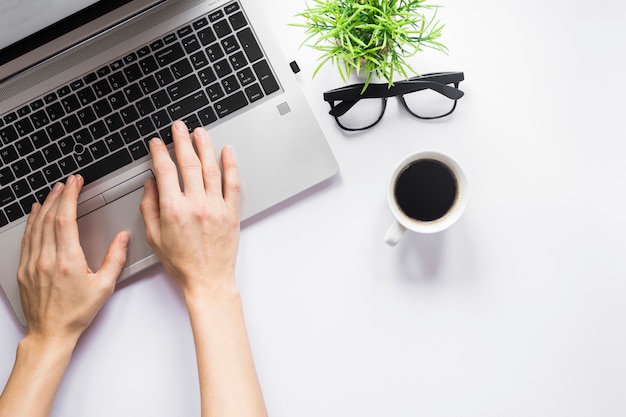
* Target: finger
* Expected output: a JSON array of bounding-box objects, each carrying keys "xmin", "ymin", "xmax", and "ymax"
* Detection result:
[
  {"xmin": 54, "ymin": 175, "xmax": 83, "ymax": 252},
  {"xmin": 37, "ymin": 182, "xmax": 65, "ymax": 257},
  {"xmin": 140, "ymin": 178, "xmax": 161, "ymax": 246},
  {"xmin": 18, "ymin": 202, "xmax": 41, "ymax": 270},
  {"xmin": 221, "ymin": 146, "xmax": 241, "ymax": 214},
  {"xmin": 193, "ymin": 127, "xmax": 223, "ymax": 197},
  {"xmin": 171, "ymin": 121, "xmax": 205, "ymax": 196},
  {"xmin": 149, "ymin": 136, "xmax": 182, "ymax": 202},
  {"xmin": 95, "ymin": 231, "xmax": 130, "ymax": 287}
]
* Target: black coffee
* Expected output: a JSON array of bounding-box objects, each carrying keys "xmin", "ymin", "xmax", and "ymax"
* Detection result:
[{"xmin": 394, "ymin": 159, "xmax": 458, "ymax": 222}]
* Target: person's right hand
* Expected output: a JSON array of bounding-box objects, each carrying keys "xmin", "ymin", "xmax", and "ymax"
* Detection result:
[{"xmin": 140, "ymin": 121, "xmax": 241, "ymax": 299}]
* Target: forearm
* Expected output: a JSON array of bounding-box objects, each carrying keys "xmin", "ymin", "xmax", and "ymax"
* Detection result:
[
  {"xmin": 185, "ymin": 282, "xmax": 267, "ymax": 417},
  {"xmin": 0, "ymin": 335, "xmax": 76, "ymax": 417}
]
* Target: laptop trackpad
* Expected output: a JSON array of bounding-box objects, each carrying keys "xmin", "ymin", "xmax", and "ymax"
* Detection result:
[{"xmin": 77, "ymin": 183, "xmax": 154, "ymax": 278}]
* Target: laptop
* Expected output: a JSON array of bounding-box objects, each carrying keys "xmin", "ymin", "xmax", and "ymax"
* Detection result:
[{"xmin": 0, "ymin": 0, "xmax": 339, "ymax": 325}]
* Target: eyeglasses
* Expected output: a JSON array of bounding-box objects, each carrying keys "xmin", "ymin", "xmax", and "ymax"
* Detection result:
[{"xmin": 323, "ymin": 72, "xmax": 465, "ymax": 131}]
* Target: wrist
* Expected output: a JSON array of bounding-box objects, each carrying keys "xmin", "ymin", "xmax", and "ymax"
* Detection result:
[
  {"xmin": 19, "ymin": 333, "xmax": 77, "ymax": 361},
  {"xmin": 183, "ymin": 279, "xmax": 241, "ymax": 312}
]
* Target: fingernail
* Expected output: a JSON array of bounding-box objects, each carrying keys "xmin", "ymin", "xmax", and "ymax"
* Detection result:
[
  {"xmin": 174, "ymin": 120, "xmax": 187, "ymax": 131},
  {"xmin": 150, "ymin": 137, "xmax": 163, "ymax": 145},
  {"xmin": 119, "ymin": 231, "xmax": 130, "ymax": 247},
  {"xmin": 53, "ymin": 182, "xmax": 64, "ymax": 192},
  {"xmin": 225, "ymin": 145, "xmax": 235, "ymax": 158},
  {"xmin": 67, "ymin": 175, "xmax": 75, "ymax": 185}
]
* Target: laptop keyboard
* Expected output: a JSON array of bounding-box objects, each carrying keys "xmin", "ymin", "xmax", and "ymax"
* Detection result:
[{"xmin": 0, "ymin": 0, "xmax": 280, "ymax": 228}]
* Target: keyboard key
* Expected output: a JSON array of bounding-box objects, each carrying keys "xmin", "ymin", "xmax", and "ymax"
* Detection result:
[
  {"xmin": 213, "ymin": 20, "xmax": 232, "ymax": 38},
  {"xmin": 75, "ymin": 149, "xmax": 93, "ymax": 167},
  {"xmin": 167, "ymin": 75, "xmax": 201, "ymax": 100},
  {"xmin": 181, "ymin": 114, "xmax": 202, "ymax": 131},
  {"xmin": 27, "ymin": 172, "xmax": 46, "ymax": 191},
  {"xmin": 237, "ymin": 67, "xmax": 256, "ymax": 86},
  {"xmin": 224, "ymin": 2, "xmax": 240, "ymax": 14},
  {"xmin": 93, "ymin": 99, "xmax": 113, "ymax": 118},
  {"xmin": 209, "ymin": 10, "xmax": 224, "ymax": 22},
  {"xmin": 93, "ymin": 79, "xmax": 113, "ymax": 98},
  {"xmin": 206, "ymin": 43, "xmax": 225, "ymax": 62},
  {"xmin": 229, "ymin": 12, "xmax": 247, "ymax": 30},
  {"xmin": 11, "ymin": 179, "xmax": 31, "ymax": 198},
  {"xmin": 0, "ymin": 210, "xmax": 7, "ymax": 227},
  {"xmin": 159, "ymin": 126, "xmax": 173, "ymax": 144},
  {"xmin": 15, "ymin": 118, "xmax": 35, "ymax": 136},
  {"xmin": 3, "ymin": 112, "xmax": 17, "ymax": 124},
  {"xmin": 124, "ymin": 63, "xmax": 143, "ymax": 82},
  {"xmin": 138, "ymin": 46, "xmax": 151, "ymax": 57},
  {"xmin": 182, "ymin": 35, "xmax": 201, "ymax": 54},
  {"xmin": 77, "ymin": 107, "xmax": 97, "ymax": 126},
  {"xmin": 104, "ymin": 132, "xmax": 124, "ymax": 152},
  {"xmin": 74, "ymin": 128, "xmax": 93, "ymax": 145},
  {"xmin": 245, "ymin": 83, "xmax": 264, "ymax": 103},
  {"xmin": 61, "ymin": 114, "xmax": 81, "ymax": 133},
  {"xmin": 70, "ymin": 80, "xmax": 85, "ymax": 90},
  {"xmin": 124, "ymin": 52, "xmax": 138, "ymax": 64},
  {"xmin": 156, "ymin": 43, "xmax": 185, "ymax": 67},
  {"xmin": 15, "ymin": 137, "xmax": 34, "ymax": 156},
  {"xmin": 26, "ymin": 152, "xmax": 46, "ymax": 171},
  {"xmin": 177, "ymin": 25, "xmax": 193, "ymax": 38},
  {"xmin": 150, "ymin": 39, "xmax": 165, "ymax": 51},
  {"xmin": 221, "ymin": 35, "xmax": 240, "ymax": 54},
  {"xmin": 206, "ymin": 83, "xmax": 225, "ymax": 101},
  {"xmin": 155, "ymin": 68, "xmax": 175, "ymax": 87},
  {"xmin": 151, "ymin": 109, "xmax": 171, "ymax": 129},
  {"xmin": 129, "ymin": 140, "xmax": 149, "ymax": 160},
  {"xmin": 237, "ymin": 28, "xmax": 263, "ymax": 63},
  {"xmin": 46, "ymin": 102, "xmax": 66, "ymax": 121},
  {"xmin": 43, "ymin": 143, "xmax": 62, "ymax": 163},
  {"xmin": 193, "ymin": 17, "xmax": 208, "ymax": 30},
  {"xmin": 190, "ymin": 50, "xmax": 210, "ymax": 69},
  {"xmin": 78, "ymin": 148, "xmax": 132, "ymax": 185},
  {"xmin": 136, "ymin": 117, "xmax": 156, "ymax": 136},
  {"xmin": 30, "ymin": 130, "xmax": 50, "ymax": 148},
  {"xmin": 89, "ymin": 140, "xmax": 108, "ymax": 159},
  {"xmin": 46, "ymin": 122, "xmax": 65, "ymax": 141},
  {"xmin": 83, "ymin": 72, "xmax": 98, "ymax": 84},
  {"xmin": 151, "ymin": 90, "xmax": 171, "ymax": 109},
  {"xmin": 97, "ymin": 66, "xmax": 112, "ymax": 77},
  {"xmin": 123, "ymin": 83, "xmax": 144, "ymax": 102},
  {"xmin": 163, "ymin": 33, "xmax": 177, "ymax": 45},
  {"xmin": 17, "ymin": 105, "xmax": 31, "ymax": 117},
  {"xmin": 136, "ymin": 97, "xmax": 156, "ymax": 116},
  {"xmin": 0, "ymin": 167, "xmax": 15, "ymax": 186},
  {"xmin": 58, "ymin": 136, "xmax": 75, "ymax": 155},
  {"xmin": 1, "ymin": 125, "xmax": 18, "ymax": 144},
  {"xmin": 58, "ymin": 155, "xmax": 78, "ymax": 175},
  {"xmin": 11, "ymin": 160, "xmax": 30, "ymax": 179},
  {"xmin": 221, "ymin": 74, "xmax": 239, "ymax": 94},
  {"xmin": 198, "ymin": 105, "xmax": 217, "ymax": 126},
  {"xmin": 57, "ymin": 86, "xmax": 71, "ymax": 97},
  {"xmin": 0, "ymin": 186, "xmax": 16, "ymax": 207},
  {"xmin": 197, "ymin": 27, "xmax": 216, "ymax": 46},
  {"xmin": 20, "ymin": 195, "xmax": 37, "ymax": 215},
  {"xmin": 43, "ymin": 93, "xmax": 58, "ymax": 104},
  {"xmin": 61, "ymin": 95, "xmax": 81, "ymax": 113},
  {"xmin": 140, "ymin": 56, "xmax": 159, "ymax": 75},
  {"xmin": 139, "ymin": 76, "xmax": 160, "ymax": 94},
  {"xmin": 104, "ymin": 113, "xmax": 124, "ymax": 131},
  {"xmin": 108, "ymin": 71, "xmax": 128, "ymax": 89},
  {"xmin": 214, "ymin": 91, "xmax": 248, "ymax": 118},
  {"xmin": 121, "ymin": 125, "xmax": 140, "ymax": 144},
  {"xmin": 120, "ymin": 105, "xmax": 140, "ymax": 124},
  {"xmin": 108, "ymin": 91, "xmax": 128, "ymax": 110},
  {"xmin": 171, "ymin": 58, "xmax": 194, "ymax": 79},
  {"xmin": 89, "ymin": 121, "xmax": 109, "ymax": 140},
  {"xmin": 199, "ymin": 67, "xmax": 217, "ymax": 86},
  {"xmin": 30, "ymin": 110, "xmax": 50, "ymax": 130},
  {"xmin": 77, "ymin": 86, "xmax": 97, "ymax": 105},
  {"xmin": 43, "ymin": 163, "xmax": 62, "ymax": 183},
  {"xmin": 1, "ymin": 144, "xmax": 18, "ymax": 165},
  {"xmin": 253, "ymin": 60, "xmax": 280, "ymax": 95},
  {"xmin": 4, "ymin": 202, "xmax": 23, "ymax": 222},
  {"xmin": 35, "ymin": 187, "xmax": 52, "ymax": 204},
  {"xmin": 214, "ymin": 59, "xmax": 232, "ymax": 78},
  {"xmin": 110, "ymin": 60, "xmax": 124, "ymax": 71}
]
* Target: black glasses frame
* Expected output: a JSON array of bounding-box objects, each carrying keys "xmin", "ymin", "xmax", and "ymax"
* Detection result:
[{"xmin": 323, "ymin": 72, "xmax": 465, "ymax": 131}]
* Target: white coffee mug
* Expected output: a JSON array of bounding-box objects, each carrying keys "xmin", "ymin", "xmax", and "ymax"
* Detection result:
[{"xmin": 385, "ymin": 151, "xmax": 468, "ymax": 246}]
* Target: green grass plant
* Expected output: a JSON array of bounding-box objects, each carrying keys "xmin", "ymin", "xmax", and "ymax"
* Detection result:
[{"xmin": 293, "ymin": 0, "xmax": 447, "ymax": 88}]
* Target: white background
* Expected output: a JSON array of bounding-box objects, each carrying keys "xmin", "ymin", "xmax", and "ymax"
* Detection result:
[{"xmin": 2, "ymin": 0, "xmax": 626, "ymax": 416}]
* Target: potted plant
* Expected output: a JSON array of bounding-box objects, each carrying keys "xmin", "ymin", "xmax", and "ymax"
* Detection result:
[{"xmin": 293, "ymin": 0, "xmax": 448, "ymax": 88}]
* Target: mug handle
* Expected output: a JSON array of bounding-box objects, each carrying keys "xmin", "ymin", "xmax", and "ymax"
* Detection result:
[{"xmin": 384, "ymin": 221, "xmax": 406, "ymax": 246}]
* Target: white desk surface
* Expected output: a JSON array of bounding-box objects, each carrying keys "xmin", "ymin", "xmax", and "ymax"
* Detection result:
[{"xmin": 3, "ymin": 1, "xmax": 626, "ymax": 416}]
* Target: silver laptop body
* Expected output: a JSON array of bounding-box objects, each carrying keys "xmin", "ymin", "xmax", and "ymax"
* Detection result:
[{"xmin": 0, "ymin": 0, "xmax": 338, "ymax": 325}]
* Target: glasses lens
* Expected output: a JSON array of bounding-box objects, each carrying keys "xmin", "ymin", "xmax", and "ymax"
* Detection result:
[
  {"xmin": 334, "ymin": 99, "xmax": 385, "ymax": 130},
  {"xmin": 402, "ymin": 86, "xmax": 456, "ymax": 119}
]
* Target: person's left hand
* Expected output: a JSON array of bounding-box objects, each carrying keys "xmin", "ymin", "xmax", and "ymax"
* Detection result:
[{"xmin": 17, "ymin": 174, "xmax": 130, "ymax": 343}]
